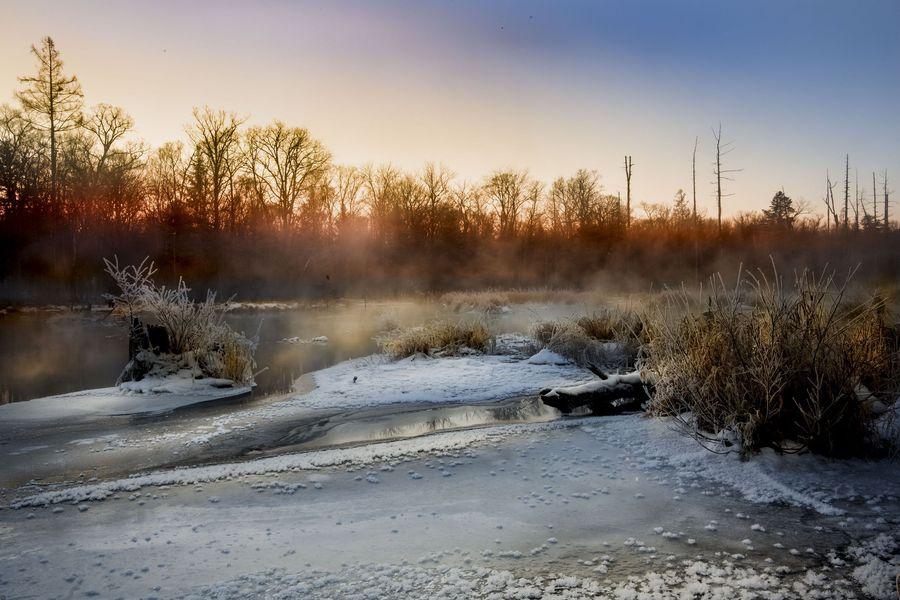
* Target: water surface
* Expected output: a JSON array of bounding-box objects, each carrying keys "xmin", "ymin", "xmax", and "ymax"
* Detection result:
[{"xmin": 0, "ymin": 300, "xmax": 581, "ymax": 404}]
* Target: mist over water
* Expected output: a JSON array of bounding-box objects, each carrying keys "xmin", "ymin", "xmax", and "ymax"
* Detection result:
[{"xmin": 0, "ymin": 299, "xmax": 585, "ymax": 405}]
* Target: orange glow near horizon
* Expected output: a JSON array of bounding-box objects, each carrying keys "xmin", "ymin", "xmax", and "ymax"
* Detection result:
[{"xmin": 3, "ymin": 1, "xmax": 900, "ymax": 218}]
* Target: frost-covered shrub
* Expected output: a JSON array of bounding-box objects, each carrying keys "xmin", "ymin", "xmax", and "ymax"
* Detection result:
[
  {"xmin": 642, "ymin": 266, "xmax": 899, "ymax": 457},
  {"xmin": 104, "ymin": 257, "xmax": 256, "ymax": 385},
  {"xmin": 378, "ymin": 320, "xmax": 493, "ymax": 358}
]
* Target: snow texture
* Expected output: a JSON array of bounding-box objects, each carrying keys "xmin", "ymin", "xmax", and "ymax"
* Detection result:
[
  {"xmin": 0, "ymin": 370, "xmax": 250, "ymax": 422},
  {"xmin": 583, "ymin": 416, "xmax": 900, "ymax": 516},
  {"xmin": 285, "ymin": 353, "xmax": 589, "ymax": 411},
  {"xmin": 11, "ymin": 420, "xmax": 582, "ymax": 507},
  {"xmin": 541, "ymin": 371, "xmax": 643, "ymax": 397},
  {"xmin": 525, "ymin": 348, "xmax": 571, "ymax": 365},
  {"xmin": 183, "ymin": 559, "xmax": 864, "ymax": 599}
]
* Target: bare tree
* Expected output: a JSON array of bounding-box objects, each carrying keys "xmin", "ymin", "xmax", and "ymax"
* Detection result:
[
  {"xmin": 484, "ymin": 169, "xmax": 529, "ymax": 239},
  {"xmin": 823, "ymin": 171, "xmax": 838, "ymax": 230},
  {"xmin": 455, "ymin": 181, "xmax": 493, "ymax": 239},
  {"xmin": 547, "ymin": 177, "xmax": 567, "ymax": 235},
  {"xmin": 84, "ymin": 104, "xmax": 134, "ymax": 174},
  {"xmin": 146, "ymin": 142, "xmax": 188, "ymax": 222},
  {"xmin": 244, "ymin": 121, "xmax": 330, "ymax": 230},
  {"xmin": 0, "ymin": 105, "xmax": 42, "ymax": 216},
  {"xmin": 691, "ymin": 137, "xmax": 698, "ymax": 221},
  {"xmin": 624, "ymin": 155, "xmax": 633, "ymax": 228},
  {"xmin": 873, "ymin": 172, "xmax": 878, "ymax": 229},
  {"xmin": 188, "ymin": 107, "xmax": 244, "ymax": 231},
  {"xmin": 16, "ymin": 37, "xmax": 83, "ymax": 209},
  {"xmin": 394, "ymin": 173, "xmax": 427, "ymax": 241},
  {"xmin": 363, "ymin": 164, "xmax": 401, "ymax": 244},
  {"xmin": 297, "ymin": 171, "xmax": 336, "ymax": 238},
  {"xmin": 332, "ymin": 165, "xmax": 366, "ymax": 227},
  {"xmin": 81, "ymin": 104, "xmax": 145, "ymax": 229},
  {"xmin": 843, "ymin": 154, "xmax": 850, "ymax": 230},
  {"xmin": 524, "ymin": 180, "xmax": 545, "ymax": 237},
  {"xmin": 711, "ymin": 123, "xmax": 740, "ymax": 233},
  {"xmin": 84, "ymin": 106, "xmax": 144, "ymax": 230},
  {"xmin": 421, "ymin": 163, "xmax": 453, "ymax": 241}
]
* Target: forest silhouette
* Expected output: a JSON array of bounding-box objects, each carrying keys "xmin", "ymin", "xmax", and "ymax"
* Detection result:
[{"xmin": 1, "ymin": 37, "xmax": 896, "ymax": 303}]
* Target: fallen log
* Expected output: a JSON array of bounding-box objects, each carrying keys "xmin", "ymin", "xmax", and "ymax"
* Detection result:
[{"xmin": 539, "ymin": 370, "xmax": 651, "ymax": 415}]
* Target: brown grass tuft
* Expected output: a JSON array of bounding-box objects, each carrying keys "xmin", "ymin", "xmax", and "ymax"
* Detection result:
[
  {"xmin": 641, "ymin": 266, "xmax": 900, "ymax": 457},
  {"xmin": 379, "ymin": 320, "xmax": 494, "ymax": 358}
]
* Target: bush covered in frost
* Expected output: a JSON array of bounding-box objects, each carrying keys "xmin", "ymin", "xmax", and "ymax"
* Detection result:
[{"xmin": 104, "ymin": 257, "xmax": 256, "ymax": 385}]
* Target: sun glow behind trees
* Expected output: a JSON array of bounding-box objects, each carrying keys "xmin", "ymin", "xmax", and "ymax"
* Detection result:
[{"xmin": 0, "ymin": 36, "xmax": 897, "ymax": 302}]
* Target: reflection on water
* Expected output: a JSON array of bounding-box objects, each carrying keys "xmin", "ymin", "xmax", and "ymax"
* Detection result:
[
  {"xmin": 272, "ymin": 397, "xmax": 560, "ymax": 452},
  {"xmin": 0, "ymin": 301, "xmax": 409, "ymax": 404},
  {"xmin": 0, "ymin": 300, "xmax": 580, "ymax": 405},
  {"xmin": 0, "ymin": 313, "xmax": 126, "ymax": 405}
]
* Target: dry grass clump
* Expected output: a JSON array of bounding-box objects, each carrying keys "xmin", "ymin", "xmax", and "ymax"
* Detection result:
[
  {"xmin": 379, "ymin": 320, "xmax": 493, "ymax": 358},
  {"xmin": 576, "ymin": 310, "xmax": 643, "ymax": 346},
  {"xmin": 533, "ymin": 320, "xmax": 606, "ymax": 366},
  {"xmin": 642, "ymin": 267, "xmax": 899, "ymax": 457},
  {"xmin": 203, "ymin": 327, "xmax": 257, "ymax": 384},
  {"xmin": 532, "ymin": 308, "xmax": 640, "ymax": 368}
]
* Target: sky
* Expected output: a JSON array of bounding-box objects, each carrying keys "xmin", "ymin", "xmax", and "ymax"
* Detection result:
[{"xmin": 2, "ymin": 0, "xmax": 899, "ymax": 217}]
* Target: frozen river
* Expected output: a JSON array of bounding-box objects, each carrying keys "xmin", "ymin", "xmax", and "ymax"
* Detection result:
[{"xmin": 0, "ymin": 301, "xmax": 897, "ymax": 599}]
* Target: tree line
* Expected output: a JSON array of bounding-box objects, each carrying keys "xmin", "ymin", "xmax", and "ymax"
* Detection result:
[{"xmin": 1, "ymin": 37, "xmax": 896, "ymax": 302}]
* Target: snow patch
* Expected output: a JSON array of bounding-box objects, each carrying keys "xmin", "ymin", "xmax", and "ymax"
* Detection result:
[
  {"xmin": 525, "ymin": 348, "xmax": 571, "ymax": 365},
  {"xmin": 580, "ymin": 416, "xmax": 900, "ymax": 515},
  {"xmin": 542, "ymin": 371, "xmax": 643, "ymax": 398},
  {"xmin": 0, "ymin": 373, "xmax": 250, "ymax": 422},
  {"xmin": 286, "ymin": 353, "xmax": 589, "ymax": 411},
  {"xmin": 846, "ymin": 533, "xmax": 899, "ymax": 599}
]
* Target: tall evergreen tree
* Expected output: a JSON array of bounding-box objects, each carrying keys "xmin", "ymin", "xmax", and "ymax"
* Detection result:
[{"xmin": 763, "ymin": 190, "xmax": 797, "ymax": 227}]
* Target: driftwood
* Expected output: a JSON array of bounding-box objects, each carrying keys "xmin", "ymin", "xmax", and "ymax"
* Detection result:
[{"xmin": 539, "ymin": 366, "xmax": 651, "ymax": 415}]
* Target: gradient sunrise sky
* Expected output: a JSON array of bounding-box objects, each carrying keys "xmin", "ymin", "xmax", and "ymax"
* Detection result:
[{"xmin": 3, "ymin": 0, "xmax": 899, "ymax": 217}]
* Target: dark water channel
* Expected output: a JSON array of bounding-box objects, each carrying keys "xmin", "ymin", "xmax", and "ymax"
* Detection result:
[
  {"xmin": 0, "ymin": 299, "xmax": 575, "ymax": 405},
  {"xmin": 0, "ymin": 301, "xmax": 436, "ymax": 405}
]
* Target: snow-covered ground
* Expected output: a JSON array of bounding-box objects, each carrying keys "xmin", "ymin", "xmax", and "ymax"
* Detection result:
[
  {"xmin": 287, "ymin": 353, "xmax": 587, "ymax": 411},
  {"xmin": 0, "ymin": 370, "xmax": 251, "ymax": 422},
  {"xmin": 1, "ymin": 349, "xmax": 898, "ymax": 599}
]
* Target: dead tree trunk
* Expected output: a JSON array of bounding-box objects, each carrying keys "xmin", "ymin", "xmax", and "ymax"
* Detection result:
[
  {"xmin": 715, "ymin": 128, "xmax": 722, "ymax": 232},
  {"xmin": 825, "ymin": 172, "xmax": 839, "ymax": 230},
  {"xmin": 624, "ymin": 155, "xmax": 633, "ymax": 228},
  {"xmin": 711, "ymin": 124, "xmax": 738, "ymax": 233},
  {"xmin": 692, "ymin": 137, "xmax": 698, "ymax": 221},
  {"xmin": 539, "ymin": 369, "xmax": 651, "ymax": 416},
  {"xmin": 874, "ymin": 172, "xmax": 879, "ymax": 227},
  {"xmin": 843, "ymin": 154, "xmax": 850, "ymax": 230}
]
